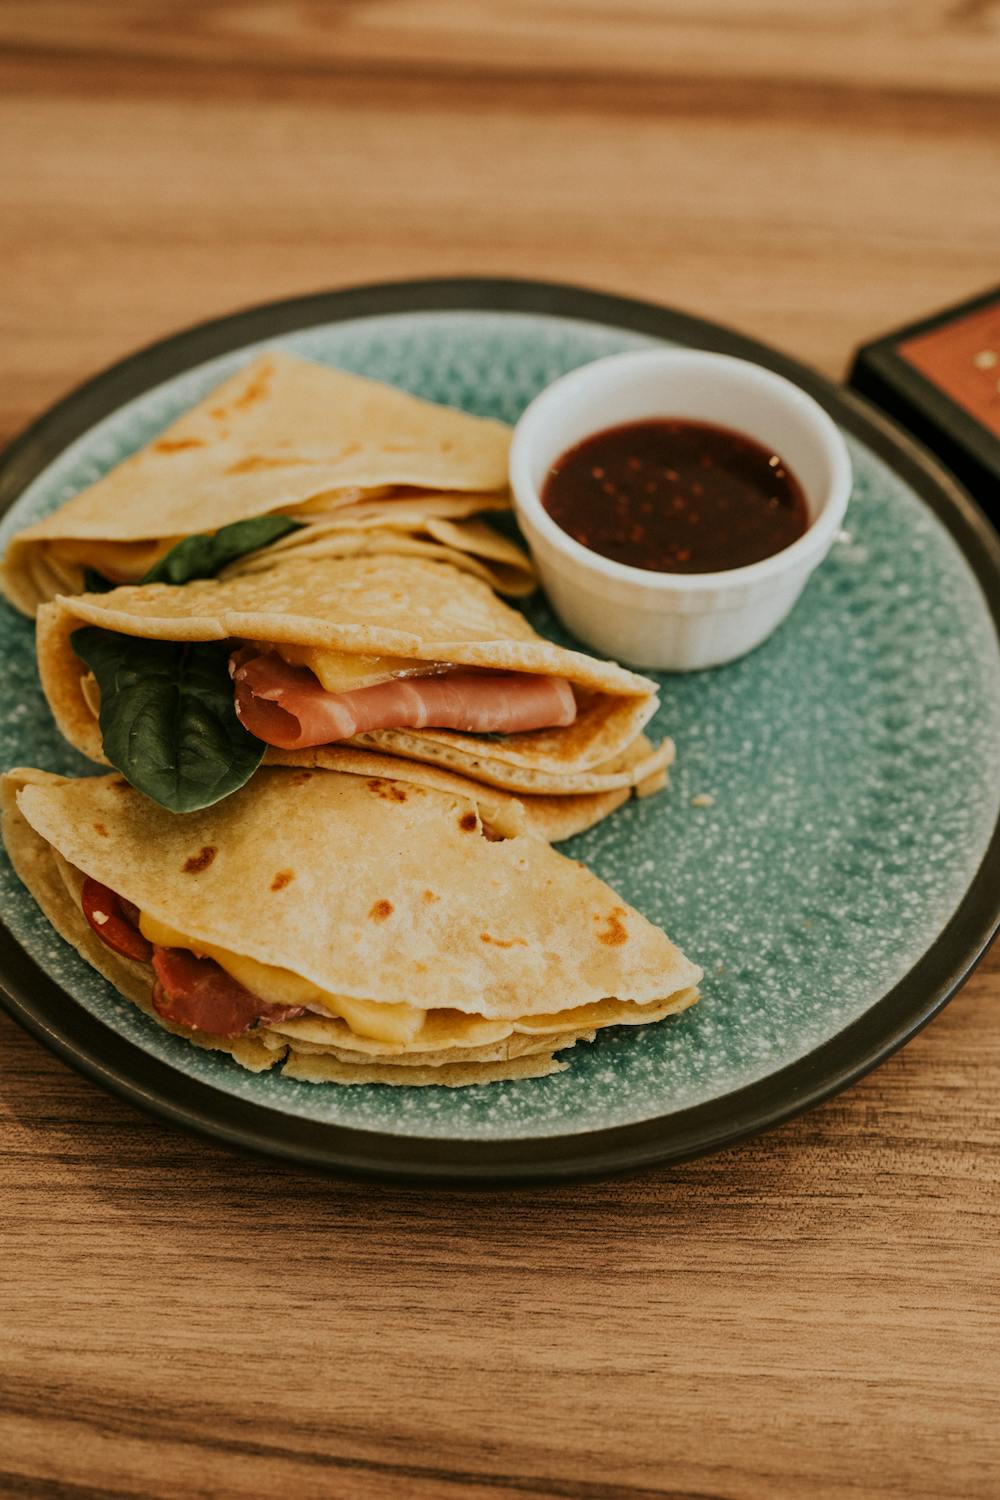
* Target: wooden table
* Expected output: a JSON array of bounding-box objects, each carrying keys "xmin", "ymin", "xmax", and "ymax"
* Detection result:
[{"xmin": 3, "ymin": 6, "xmax": 999, "ymax": 1496}]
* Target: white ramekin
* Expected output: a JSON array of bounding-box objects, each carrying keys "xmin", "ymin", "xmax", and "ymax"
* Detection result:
[{"xmin": 509, "ymin": 349, "xmax": 853, "ymax": 671}]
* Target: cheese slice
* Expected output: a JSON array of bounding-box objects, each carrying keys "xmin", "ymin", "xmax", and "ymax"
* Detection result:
[
  {"xmin": 262, "ymin": 641, "xmax": 448, "ymax": 694},
  {"xmin": 50, "ymin": 537, "xmax": 180, "ymax": 583},
  {"xmin": 137, "ymin": 911, "xmax": 425, "ymax": 1044}
]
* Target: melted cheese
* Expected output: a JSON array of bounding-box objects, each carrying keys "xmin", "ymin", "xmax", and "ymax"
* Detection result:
[
  {"xmin": 51, "ymin": 537, "xmax": 179, "ymax": 582},
  {"xmin": 137, "ymin": 911, "xmax": 425, "ymax": 1044},
  {"xmin": 263, "ymin": 641, "xmax": 446, "ymax": 694}
]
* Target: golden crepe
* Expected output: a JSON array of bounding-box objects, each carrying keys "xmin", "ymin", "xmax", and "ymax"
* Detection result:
[
  {"xmin": 225, "ymin": 496, "xmax": 535, "ymax": 597},
  {"xmin": 1, "ymin": 351, "xmax": 532, "ymax": 613},
  {"xmin": 37, "ymin": 555, "xmax": 669, "ymax": 813},
  {"xmin": 272, "ymin": 735, "xmax": 671, "ymax": 844},
  {"xmin": 2, "ymin": 767, "xmax": 701, "ymax": 1086}
]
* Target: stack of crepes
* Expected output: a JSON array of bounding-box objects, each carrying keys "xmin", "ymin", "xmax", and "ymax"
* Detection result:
[
  {"xmin": 1, "ymin": 351, "xmax": 701, "ymax": 1087},
  {"xmin": 36, "ymin": 552, "xmax": 674, "ymax": 841},
  {"xmin": 2, "ymin": 767, "xmax": 701, "ymax": 1086},
  {"xmin": 0, "ymin": 351, "xmax": 534, "ymax": 613}
]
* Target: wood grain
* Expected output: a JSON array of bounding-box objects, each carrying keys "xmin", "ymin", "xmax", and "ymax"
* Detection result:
[{"xmin": 2, "ymin": 3, "xmax": 999, "ymax": 1496}]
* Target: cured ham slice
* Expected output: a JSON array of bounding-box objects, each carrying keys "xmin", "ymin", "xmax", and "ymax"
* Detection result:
[
  {"xmin": 231, "ymin": 651, "xmax": 577, "ymax": 751},
  {"xmin": 152, "ymin": 946, "xmax": 306, "ymax": 1038}
]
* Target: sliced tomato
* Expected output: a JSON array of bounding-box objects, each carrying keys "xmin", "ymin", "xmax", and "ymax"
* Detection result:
[
  {"xmin": 81, "ymin": 877, "xmax": 152, "ymax": 963},
  {"xmin": 151, "ymin": 946, "xmax": 305, "ymax": 1039},
  {"xmin": 119, "ymin": 896, "xmax": 142, "ymax": 927}
]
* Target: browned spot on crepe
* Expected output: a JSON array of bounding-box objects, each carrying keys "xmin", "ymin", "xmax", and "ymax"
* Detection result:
[
  {"xmin": 368, "ymin": 899, "xmax": 394, "ymax": 922},
  {"xmin": 595, "ymin": 906, "xmax": 628, "ymax": 946},
  {"xmin": 153, "ymin": 438, "xmax": 205, "ymax": 454},
  {"xmin": 93, "ymin": 822, "xmax": 108, "ymax": 837},
  {"xmin": 232, "ymin": 360, "xmax": 274, "ymax": 411},
  {"xmin": 422, "ymin": 889, "xmax": 438, "ymax": 903},
  {"xmin": 183, "ymin": 845, "xmax": 217, "ymax": 874},
  {"xmin": 270, "ymin": 869, "xmax": 294, "ymax": 892},
  {"xmin": 480, "ymin": 931, "xmax": 527, "ymax": 949},
  {"xmin": 366, "ymin": 779, "xmax": 407, "ymax": 803},
  {"xmin": 225, "ymin": 454, "xmax": 311, "ymax": 475},
  {"xmin": 458, "ymin": 811, "xmax": 478, "ymax": 832}
]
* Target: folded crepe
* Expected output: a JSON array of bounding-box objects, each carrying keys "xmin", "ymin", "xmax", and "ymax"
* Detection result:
[
  {"xmin": 1, "ymin": 351, "xmax": 532, "ymax": 613},
  {"xmin": 2, "ymin": 767, "xmax": 701, "ymax": 1086},
  {"xmin": 272, "ymin": 736, "xmax": 671, "ymax": 845},
  {"xmin": 223, "ymin": 495, "xmax": 534, "ymax": 597},
  {"xmin": 38, "ymin": 555, "xmax": 669, "ymax": 814}
]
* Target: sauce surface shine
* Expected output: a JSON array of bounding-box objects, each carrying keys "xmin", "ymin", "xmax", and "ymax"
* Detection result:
[{"xmin": 541, "ymin": 418, "xmax": 809, "ymax": 574}]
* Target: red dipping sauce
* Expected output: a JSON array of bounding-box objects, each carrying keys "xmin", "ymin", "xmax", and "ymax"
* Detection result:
[{"xmin": 541, "ymin": 418, "xmax": 809, "ymax": 574}]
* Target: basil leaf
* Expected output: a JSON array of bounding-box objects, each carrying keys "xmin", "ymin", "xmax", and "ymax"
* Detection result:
[
  {"xmin": 140, "ymin": 515, "xmax": 304, "ymax": 586},
  {"xmin": 72, "ymin": 628, "xmax": 265, "ymax": 813},
  {"xmin": 82, "ymin": 568, "xmax": 115, "ymax": 594}
]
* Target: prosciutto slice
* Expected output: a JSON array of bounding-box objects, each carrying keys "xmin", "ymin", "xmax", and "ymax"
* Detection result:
[
  {"xmin": 231, "ymin": 651, "xmax": 577, "ymax": 751},
  {"xmin": 152, "ymin": 946, "xmax": 306, "ymax": 1039}
]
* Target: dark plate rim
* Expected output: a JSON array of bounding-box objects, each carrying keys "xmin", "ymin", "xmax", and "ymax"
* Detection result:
[{"xmin": 1, "ymin": 275, "xmax": 998, "ymax": 1185}]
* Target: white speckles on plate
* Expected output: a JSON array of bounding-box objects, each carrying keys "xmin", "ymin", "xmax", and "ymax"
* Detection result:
[{"xmin": 1, "ymin": 310, "xmax": 998, "ymax": 1142}]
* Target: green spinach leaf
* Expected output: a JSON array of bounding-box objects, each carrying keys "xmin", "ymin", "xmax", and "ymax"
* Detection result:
[
  {"xmin": 140, "ymin": 514, "xmax": 304, "ymax": 586},
  {"xmin": 82, "ymin": 568, "xmax": 115, "ymax": 594},
  {"xmin": 72, "ymin": 628, "xmax": 265, "ymax": 813},
  {"xmin": 80, "ymin": 515, "xmax": 303, "ymax": 595}
]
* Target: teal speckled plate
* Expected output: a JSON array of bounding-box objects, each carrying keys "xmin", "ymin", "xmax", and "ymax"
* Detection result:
[{"xmin": 1, "ymin": 279, "xmax": 999, "ymax": 1183}]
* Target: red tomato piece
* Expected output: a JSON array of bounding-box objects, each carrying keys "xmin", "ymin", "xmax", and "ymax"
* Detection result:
[{"xmin": 81, "ymin": 877, "xmax": 153, "ymax": 963}]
